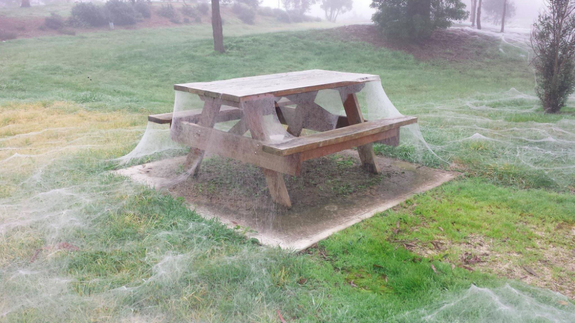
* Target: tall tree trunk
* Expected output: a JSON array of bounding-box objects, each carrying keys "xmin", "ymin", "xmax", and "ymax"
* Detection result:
[
  {"xmin": 211, "ymin": 0, "xmax": 224, "ymax": 53},
  {"xmin": 476, "ymin": 0, "xmax": 482, "ymax": 30},
  {"xmin": 470, "ymin": 0, "xmax": 477, "ymax": 27},
  {"xmin": 422, "ymin": 0, "xmax": 431, "ymax": 23},
  {"xmin": 500, "ymin": 0, "xmax": 507, "ymax": 33},
  {"xmin": 21, "ymin": 0, "xmax": 31, "ymax": 7}
]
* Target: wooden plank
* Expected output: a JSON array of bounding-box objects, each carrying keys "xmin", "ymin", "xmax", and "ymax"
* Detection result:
[
  {"xmin": 228, "ymin": 117, "xmax": 249, "ymax": 135},
  {"xmin": 262, "ymin": 169, "xmax": 292, "ymax": 208},
  {"xmin": 243, "ymin": 98, "xmax": 293, "ymax": 208},
  {"xmin": 341, "ymin": 92, "xmax": 377, "ymax": 173},
  {"xmin": 276, "ymin": 105, "xmax": 348, "ymax": 132},
  {"xmin": 261, "ymin": 116, "xmax": 417, "ymax": 156},
  {"xmin": 379, "ymin": 128, "xmax": 400, "ymax": 147},
  {"xmin": 285, "ymin": 92, "xmax": 317, "ymax": 137},
  {"xmin": 299, "ymin": 128, "xmax": 400, "ymax": 161},
  {"xmin": 182, "ymin": 99, "xmax": 222, "ymax": 174},
  {"xmin": 148, "ymin": 107, "xmax": 242, "ymax": 125},
  {"xmin": 174, "ymin": 70, "xmax": 381, "ymax": 103},
  {"xmin": 172, "ymin": 121, "xmax": 301, "ymax": 176}
]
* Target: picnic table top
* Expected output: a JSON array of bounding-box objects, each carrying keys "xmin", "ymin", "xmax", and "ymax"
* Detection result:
[{"xmin": 174, "ymin": 70, "xmax": 380, "ymax": 103}]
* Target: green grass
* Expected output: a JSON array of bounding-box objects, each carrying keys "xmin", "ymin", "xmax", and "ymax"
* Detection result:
[{"xmin": 1, "ymin": 13, "xmax": 575, "ymax": 322}]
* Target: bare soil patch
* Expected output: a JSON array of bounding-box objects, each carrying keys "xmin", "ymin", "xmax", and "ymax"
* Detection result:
[
  {"xmin": 117, "ymin": 151, "xmax": 456, "ymax": 250},
  {"xmin": 403, "ymin": 231, "xmax": 575, "ymax": 299},
  {"xmin": 325, "ymin": 24, "xmax": 499, "ymax": 62}
]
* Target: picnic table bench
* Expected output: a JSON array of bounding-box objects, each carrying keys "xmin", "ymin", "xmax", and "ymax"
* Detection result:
[{"xmin": 149, "ymin": 70, "xmax": 417, "ymax": 207}]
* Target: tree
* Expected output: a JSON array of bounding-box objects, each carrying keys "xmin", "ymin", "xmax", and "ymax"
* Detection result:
[
  {"xmin": 321, "ymin": 0, "xmax": 353, "ymax": 22},
  {"xmin": 370, "ymin": 0, "xmax": 468, "ymax": 40},
  {"xmin": 212, "ymin": 0, "xmax": 224, "ymax": 53},
  {"xmin": 470, "ymin": 0, "xmax": 477, "ymax": 27},
  {"xmin": 21, "ymin": 0, "xmax": 30, "ymax": 8},
  {"xmin": 476, "ymin": 0, "xmax": 482, "ymax": 29},
  {"xmin": 282, "ymin": 0, "xmax": 316, "ymax": 14},
  {"xmin": 531, "ymin": 0, "xmax": 575, "ymax": 113},
  {"xmin": 483, "ymin": 0, "xmax": 516, "ymax": 30},
  {"xmin": 500, "ymin": 0, "xmax": 506, "ymax": 32}
]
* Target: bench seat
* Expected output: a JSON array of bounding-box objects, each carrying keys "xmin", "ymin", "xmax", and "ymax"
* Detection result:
[
  {"xmin": 148, "ymin": 107, "xmax": 243, "ymax": 125},
  {"xmin": 261, "ymin": 116, "xmax": 417, "ymax": 159}
]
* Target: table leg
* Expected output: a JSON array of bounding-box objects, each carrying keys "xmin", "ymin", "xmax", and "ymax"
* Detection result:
[
  {"xmin": 228, "ymin": 116, "xmax": 248, "ymax": 135},
  {"xmin": 243, "ymin": 99, "xmax": 292, "ymax": 208},
  {"xmin": 183, "ymin": 98, "xmax": 222, "ymax": 175},
  {"xmin": 339, "ymin": 91, "xmax": 380, "ymax": 174}
]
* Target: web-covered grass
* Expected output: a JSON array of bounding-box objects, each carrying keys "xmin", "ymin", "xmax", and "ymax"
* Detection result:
[{"xmin": 1, "ymin": 26, "xmax": 574, "ymax": 321}]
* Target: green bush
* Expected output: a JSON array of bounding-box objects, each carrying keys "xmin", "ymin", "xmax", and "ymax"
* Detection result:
[
  {"xmin": 157, "ymin": 4, "xmax": 180, "ymax": 23},
  {"xmin": 274, "ymin": 8, "xmax": 291, "ymax": 23},
  {"xmin": 232, "ymin": 3, "xmax": 256, "ymax": 25},
  {"xmin": 70, "ymin": 2, "xmax": 107, "ymax": 27},
  {"xmin": 257, "ymin": 6, "xmax": 275, "ymax": 17},
  {"xmin": 0, "ymin": 30, "xmax": 17, "ymax": 41},
  {"xmin": 44, "ymin": 12, "xmax": 65, "ymax": 30},
  {"xmin": 371, "ymin": 0, "xmax": 467, "ymax": 40},
  {"xmin": 196, "ymin": 3, "xmax": 210, "ymax": 15},
  {"xmin": 133, "ymin": 0, "xmax": 151, "ymax": 19},
  {"xmin": 181, "ymin": 4, "xmax": 198, "ymax": 18},
  {"xmin": 105, "ymin": 0, "xmax": 142, "ymax": 26}
]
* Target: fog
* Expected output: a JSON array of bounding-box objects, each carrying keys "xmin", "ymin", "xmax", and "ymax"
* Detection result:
[{"xmin": 260, "ymin": 0, "xmax": 547, "ymax": 27}]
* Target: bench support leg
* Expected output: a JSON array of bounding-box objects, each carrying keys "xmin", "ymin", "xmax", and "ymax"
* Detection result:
[
  {"xmin": 340, "ymin": 92, "xmax": 380, "ymax": 174},
  {"xmin": 244, "ymin": 99, "xmax": 292, "ymax": 208},
  {"xmin": 183, "ymin": 98, "xmax": 222, "ymax": 175}
]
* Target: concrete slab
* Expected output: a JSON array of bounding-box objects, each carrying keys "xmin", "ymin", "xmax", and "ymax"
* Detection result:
[{"xmin": 116, "ymin": 151, "xmax": 457, "ymax": 251}]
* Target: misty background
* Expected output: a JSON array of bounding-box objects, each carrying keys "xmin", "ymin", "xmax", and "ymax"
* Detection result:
[{"xmin": 258, "ymin": 0, "xmax": 547, "ymax": 28}]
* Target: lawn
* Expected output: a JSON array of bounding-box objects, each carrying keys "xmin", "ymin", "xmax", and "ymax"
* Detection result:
[{"xmin": 1, "ymin": 7, "xmax": 575, "ymax": 322}]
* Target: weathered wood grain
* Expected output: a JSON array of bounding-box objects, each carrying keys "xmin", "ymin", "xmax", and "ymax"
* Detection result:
[
  {"xmin": 181, "ymin": 99, "xmax": 222, "ymax": 174},
  {"xmin": 243, "ymin": 98, "xmax": 294, "ymax": 208},
  {"xmin": 172, "ymin": 121, "xmax": 301, "ymax": 176},
  {"xmin": 174, "ymin": 70, "xmax": 380, "ymax": 103},
  {"xmin": 261, "ymin": 116, "xmax": 417, "ymax": 156},
  {"xmin": 148, "ymin": 107, "xmax": 242, "ymax": 125},
  {"xmin": 298, "ymin": 128, "xmax": 400, "ymax": 161},
  {"xmin": 341, "ymin": 92, "xmax": 378, "ymax": 173}
]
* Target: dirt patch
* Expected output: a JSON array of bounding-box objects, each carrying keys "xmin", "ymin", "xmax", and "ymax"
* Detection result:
[
  {"xmin": 117, "ymin": 151, "xmax": 456, "ymax": 250},
  {"xmin": 403, "ymin": 231, "xmax": 575, "ymax": 300},
  {"xmin": 325, "ymin": 24, "xmax": 499, "ymax": 62}
]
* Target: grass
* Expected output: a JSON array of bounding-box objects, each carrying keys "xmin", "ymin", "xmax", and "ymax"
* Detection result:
[{"xmin": 1, "ymin": 6, "xmax": 575, "ymax": 322}]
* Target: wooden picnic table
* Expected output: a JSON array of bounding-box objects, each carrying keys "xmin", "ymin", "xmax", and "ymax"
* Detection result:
[{"xmin": 150, "ymin": 70, "xmax": 417, "ymax": 208}]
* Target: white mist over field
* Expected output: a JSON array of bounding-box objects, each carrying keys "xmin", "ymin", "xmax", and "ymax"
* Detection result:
[{"xmin": 260, "ymin": 0, "xmax": 546, "ymax": 27}]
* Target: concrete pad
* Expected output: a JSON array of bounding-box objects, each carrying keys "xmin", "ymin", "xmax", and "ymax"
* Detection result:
[{"xmin": 116, "ymin": 151, "xmax": 457, "ymax": 251}]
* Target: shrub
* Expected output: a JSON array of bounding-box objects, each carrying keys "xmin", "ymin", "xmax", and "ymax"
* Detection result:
[
  {"xmin": 274, "ymin": 8, "xmax": 290, "ymax": 23},
  {"xmin": 133, "ymin": 0, "xmax": 151, "ymax": 19},
  {"xmin": 70, "ymin": 2, "xmax": 107, "ymax": 27},
  {"xmin": 196, "ymin": 3, "xmax": 209, "ymax": 15},
  {"xmin": 0, "ymin": 30, "xmax": 17, "ymax": 41},
  {"xmin": 44, "ymin": 12, "xmax": 65, "ymax": 30},
  {"xmin": 286, "ymin": 10, "xmax": 305, "ymax": 22},
  {"xmin": 371, "ymin": 0, "xmax": 467, "ymax": 40},
  {"xmin": 181, "ymin": 4, "xmax": 199, "ymax": 18},
  {"xmin": 157, "ymin": 4, "xmax": 180, "ymax": 22},
  {"xmin": 531, "ymin": 0, "xmax": 575, "ymax": 113},
  {"xmin": 105, "ymin": 0, "xmax": 142, "ymax": 26},
  {"xmin": 232, "ymin": 3, "xmax": 256, "ymax": 24},
  {"xmin": 257, "ymin": 6, "xmax": 275, "ymax": 17}
]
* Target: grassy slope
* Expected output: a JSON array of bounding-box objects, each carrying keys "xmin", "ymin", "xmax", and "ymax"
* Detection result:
[{"xmin": 1, "ymin": 15, "xmax": 575, "ymax": 323}]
